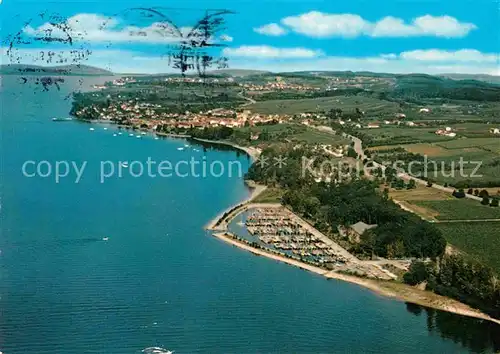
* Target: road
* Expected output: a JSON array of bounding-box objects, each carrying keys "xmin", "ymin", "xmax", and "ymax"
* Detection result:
[
  {"xmin": 344, "ymin": 133, "xmax": 482, "ymax": 201},
  {"xmin": 238, "ymin": 92, "xmax": 256, "ymax": 106}
]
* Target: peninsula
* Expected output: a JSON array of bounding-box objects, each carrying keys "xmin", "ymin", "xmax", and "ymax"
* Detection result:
[{"xmin": 69, "ymin": 69, "xmax": 500, "ymax": 325}]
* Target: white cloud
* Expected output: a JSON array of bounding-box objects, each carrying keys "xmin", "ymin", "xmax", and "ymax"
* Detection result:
[
  {"xmin": 281, "ymin": 11, "xmax": 477, "ymax": 38},
  {"xmin": 372, "ymin": 15, "xmax": 477, "ymax": 37},
  {"xmin": 3, "ymin": 46, "xmax": 498, "ymax": 76},
  {"xmin": 225, "ymin": 48, "xmax": 498, "ymax": 75},
  {"xmin": 223, "ymin": 45, "xmax": 323, "ymax": 58},
  {"xmin": 282, "ymin": 12, "xmax": 368, "ymax": 38},
  {"xmin": 22, "ymin": 13, "xmax": 205, "ymax": 44},
  {"xmin": 253, "ymin": 23, "xmax": 287, "ymax": 36},
  {"xmin": 398, "ymin": 49, "xmax": 498, "ymax": 63}
]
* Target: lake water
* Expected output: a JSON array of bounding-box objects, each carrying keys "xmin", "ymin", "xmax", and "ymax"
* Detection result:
[{"xmin": 0, "ymin": 76, "xmax": 499, "ymax": 353}]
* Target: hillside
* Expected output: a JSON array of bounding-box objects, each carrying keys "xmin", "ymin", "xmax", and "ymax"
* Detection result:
[
  {"xmin": 207, "ymin": 69, "xmax": 271, "ymax": 77},
  {"xmin": 440, "ymin": 74, "xmax": 500, "ymax": 85}
]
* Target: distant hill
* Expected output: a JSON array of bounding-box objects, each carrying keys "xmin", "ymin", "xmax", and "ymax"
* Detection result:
[
  {"xmin": 391, "ymin": 74, "xmax": 500, "ymax": 102},
  {"xmin": 207, "ymin": 69, "xmax": 271, "ymax": 77},
  {"xmin": 439, "ymin": 74, "xmax": 500, "ymax": 85},
  {"xmin": 0, "ymin": 64, "xmax": 114, "ymax": 76}
]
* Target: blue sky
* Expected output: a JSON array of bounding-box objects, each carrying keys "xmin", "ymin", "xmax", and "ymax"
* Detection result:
[{"xmin": 1, "ymin": 0, "xmax": 499, "ymax": 74}]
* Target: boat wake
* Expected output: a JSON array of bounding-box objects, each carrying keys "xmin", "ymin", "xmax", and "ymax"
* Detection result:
[{"xmin": 142, "ymin": 347, "xmax": 173, "ymax": 354}]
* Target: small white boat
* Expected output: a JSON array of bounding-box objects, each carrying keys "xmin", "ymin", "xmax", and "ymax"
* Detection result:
[
  {"xmin": 136, "ymin": 135, "xmax": 141, "ymax": 138},
  {"xmin": 184, "ymin": 144, "xmax": 189, "ymax": 147},
  {"xmin": 154, "ymin": 137, "xmax": 159, "ymax": 140},
  {"xmin": 129, "ymin": 133, "xmax": 134, "ymax": 137},
  {"xmin": 104, "ymin": 127, "xmax": 108, "ymax": 130},
  {"xmin": 113, "ymin": 134, "xmax": 117, "ymax": 137},
  {"xmin": 141, "ymin": 132, "xmax": 147, "ymax": 135},
  {"xmin": 121, "ymin": 163, "xmax": 129, "ymax": 168},
  {"xmin": 118, "ymin": 132, "xmax": 123, "ymax": 135},
  {"xmin": 89, "ymin": 128, "xmax": 95, "ymax": 131},
  {"xmin": 102, "ymin": 237, "xmax": 109, "ymax": 241},
  {"xmin": 177, "ymin": 147, "xmax": 184, "ymax": 151},
  {"xmin": 142, "ymin": 348, "xmax": 173, "ymax": 354}
]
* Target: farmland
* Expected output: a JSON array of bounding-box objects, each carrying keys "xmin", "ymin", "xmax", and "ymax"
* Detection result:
[
  {"xmin": 412, "ymin": 199, "xmax": 500, "ymax": 220},
  {"xmin": 246, "ymin": 95, "xmax": 400, "ymax": 115},
  {"xmin": 362, "ymin": 126, "xmax": 455, "ymax": 146},
  {"xmin": 388, "ymin": 185, "xmax": 452, "ymax": 201},
  {"xmin": 367, "ymin": 126, "xmax": 500, "ymax": 187},
  {"xmin": 437, "ymin": 222, "xmax": 500, "ymax": 274}
]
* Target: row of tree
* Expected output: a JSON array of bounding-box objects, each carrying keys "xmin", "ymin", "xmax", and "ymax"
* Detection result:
[{"xmin": 404, "ymin": 256, "xmax": 500, "ymax": 318}]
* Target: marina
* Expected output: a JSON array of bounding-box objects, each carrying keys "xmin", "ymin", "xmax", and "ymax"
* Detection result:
[{"xmin": 231, "ymin": 206, "xmax": 394, "ymax": 280}]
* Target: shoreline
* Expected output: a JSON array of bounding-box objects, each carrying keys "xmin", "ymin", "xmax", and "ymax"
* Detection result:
[
  {"xmin": 72, "ymin": 118, "xmax": 500, "ymax": 326},
  {"xmin": 204, "ymin": 184, "xmax": 269, "ymax": 230},
  {"xmin": 213, "ymin": 231, "xmax": 500, "ymax": 326},
  {"xmin": 207, "ymin": 198, "xmax": 500, "ymax": 326},
  {"xmin": 189, "ymin": 137, "xmax": 261, "ymax": 162},
  {"xmin": 71, "ymin": 119, "xmax": 261, "ymax": 162}
]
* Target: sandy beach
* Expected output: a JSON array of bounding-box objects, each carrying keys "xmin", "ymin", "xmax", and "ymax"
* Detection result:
[{"xmin": 213, "ymin": 232, "xmax": 500, "ymax": 326}]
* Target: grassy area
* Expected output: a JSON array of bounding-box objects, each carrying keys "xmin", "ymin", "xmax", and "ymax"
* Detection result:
[
  {"xmin": 412, "ymin": 199, "xmax": 500, "ymax": 220},
  {"xmin": 369, "ymin": 130, "xmax": 500, "ymax": 187},
  {"xmin": 292, "ymin": 128, "xmax": 348, "ymax": 144},
  {"xmin": 247, "ymin": 95, "xmax": 399, "ymax": 115},
  {"xmin": 252, "ymin": 188, "xmax": 284, "ymax": 203},
  {"xmin": 389, "ymin": 185, "xmax": 453, "ymax": 201},
  {"xmin": 436, "ymin": 137, "xmax": 500, "ymax": 150},
  {"xmin": 428, "ymin": 165, "xmax": 500, "ymax": 187},
  {"xmin": 437, "ymin": 221, "xmax": 500, "ymax": 274},
  {"xmin": 363, "ymin": 126, "xmax": 454, "ymax": 146}
]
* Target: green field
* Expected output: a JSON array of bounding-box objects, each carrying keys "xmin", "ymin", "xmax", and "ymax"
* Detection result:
[
  {"xmin": 369, "ymin": 126, "xmax": 500, "ymax": 186},
  {"xmin": 364, "ymin": 126, "xmax": 454, "ymax": 146},
  {"xmin": 437, "ymin": 221, "xmax": 500, "ymax": 274},
  {"xmin": 436, "ymin": 137, "xmax": 500, "ymax": 150},
  {"xmin": 413, "ymin": 199, "xmax": 500, "ymax": 220},
  {"xmin": 246, "ymin": 95, "xmax": 399, "ymax": 115},
  {"xmin": 429, "ymin": 165, "xmax": 500, "ymax": 187},
  {"xmin": 292, "ymin": 129, "xmax": 349, "ymax": 145},
  {"xmin": 252, "ymin": 188, "xmax": 284, "ymax": 203}
]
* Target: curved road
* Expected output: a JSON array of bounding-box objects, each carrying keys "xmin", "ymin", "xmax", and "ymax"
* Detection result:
[{"xmin": 344, "ymin": 133, "xmax": 482, "ymax": 202}]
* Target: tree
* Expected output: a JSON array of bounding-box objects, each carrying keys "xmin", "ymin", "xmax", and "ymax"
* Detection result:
[
  {"xmin": 426, "ymin": 181, "xmax": 433, "ymax": 187},
  {"xmin": 407, "ymin": 179, "xmax": 417, "ymax": 189},
  {"xmin": 490, "ymin": 198, "xmax": 499, "ymax": 207},
  {"xmin": 346, "ymin": 147, "xmax": 358, "ymax": 158},
  {"xmin": 382, "ymin": 188, "xmax": 389, "ymax": 200},
  {"xmin": 481, "ymin": 196, "xmax": 490, "ymax": 205},
  {"xmin": 474, "ymin": 189, "xmax": 479, "ymax": 196},
  {"xmin": 404, "ymin": 261, "xmax": 431, "ymax": 286},
  {"xmin": 479, "ymin": 189, "xmax": 489, "ymax": 198},
  {"xmin": 467, "ymin": 188, "xmax": 473, "ymax": 194}
]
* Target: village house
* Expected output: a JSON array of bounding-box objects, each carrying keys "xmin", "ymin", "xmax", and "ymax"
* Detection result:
[
  {"xmin": 346, "ymin": 222, "xmax": 378, "ymax": 243},
  {"xmin": 435, "ymin": 127, "xmax": 456, "ymax": 137}
]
